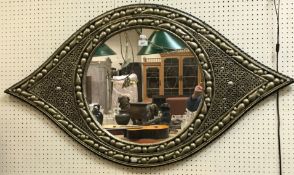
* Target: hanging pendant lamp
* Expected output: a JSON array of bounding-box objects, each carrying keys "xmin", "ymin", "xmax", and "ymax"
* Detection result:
[
  {"xmin": 93, "ymin": 44, "xmax": 116, "ymax": 56},
  {"xmin": 137, "ymin": 30, "xmax": 187, "ymax": 55}
]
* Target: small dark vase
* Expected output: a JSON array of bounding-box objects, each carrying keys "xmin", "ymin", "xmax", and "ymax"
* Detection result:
[
  {"xmin": 92, "ymin": 104, "xmax": 103, "ymax": 125},
  {"xmin": 115, "ymin": 110, "xmax": 130, "ymax": 125},
  {"xmin": 160, "ymin": 103, "xmax": 171, "ymax": 125}
]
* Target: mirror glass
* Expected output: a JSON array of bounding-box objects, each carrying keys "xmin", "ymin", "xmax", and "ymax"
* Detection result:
[{"xmin": 84, "ymin": 28, "xmax": 204, "ymax": 144}]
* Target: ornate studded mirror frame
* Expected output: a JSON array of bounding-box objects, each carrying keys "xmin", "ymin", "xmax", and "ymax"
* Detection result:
[{"xmin": 5, "ymin": 4, "xmax": 293, "ymax": 167}]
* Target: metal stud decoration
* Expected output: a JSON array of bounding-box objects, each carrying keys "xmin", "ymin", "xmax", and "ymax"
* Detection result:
[{"xmin": 5, "ymin": 4, "xmax": 293, "ymax": 167}]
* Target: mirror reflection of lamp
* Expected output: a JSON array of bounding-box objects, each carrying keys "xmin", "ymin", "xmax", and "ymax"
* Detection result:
[
  {"xmin": 137, "ymin": 30, "xmax": 187, "ymax": 55},
  {"xmin": 93, "ymin": 43, "xmax": 116, "ymax": 57}
]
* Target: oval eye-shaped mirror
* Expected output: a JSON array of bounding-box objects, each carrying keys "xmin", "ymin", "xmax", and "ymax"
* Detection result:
[
  {"xmin": 85, "ymin": 28, "xmax": 204, "ymax": 144},
  {"xmin": 5, "ymin": 4, "xmax": 293, "ymax": 167}
]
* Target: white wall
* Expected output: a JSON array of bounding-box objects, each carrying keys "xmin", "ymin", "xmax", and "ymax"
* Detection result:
[{"xmin": 0, "ymin": 0, "xmax": 293, "ymax": 175}]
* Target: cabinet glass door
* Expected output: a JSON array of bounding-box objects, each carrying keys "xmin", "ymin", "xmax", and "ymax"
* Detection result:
[
  {"xmin": 164, "ymin": 58, "xmax": 179, "ymax": 96},
  {"xmin": 182, "ymin": 57, "xmax": 198, "ymax": 96},
  {"xmin": 146, "ymin": 67, "xmax": 160, "ymax": 98}
]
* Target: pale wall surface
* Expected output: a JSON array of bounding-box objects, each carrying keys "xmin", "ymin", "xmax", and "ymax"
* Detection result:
[{"xmin": 0, "ymin": 0, "xmax": 293, "ymax": 175}]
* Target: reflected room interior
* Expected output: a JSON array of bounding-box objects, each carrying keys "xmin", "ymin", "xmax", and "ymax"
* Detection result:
[{"xmin": 84, "ymin": 28, "xmax": 203, "ymax": 144}]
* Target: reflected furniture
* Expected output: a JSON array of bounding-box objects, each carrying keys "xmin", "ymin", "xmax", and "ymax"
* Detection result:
[
  {"xmin": 86, "ymin": 58, "xmax": 112, "ymax": 112},
  {"xmin": 126, "ymin": 125, "xmax": 169, "ymax": 140},
  {"xmin": 103, "ymin": 124, "xmax": 169, "ymax": 141},
  {"xmin": 166, "ymin": 97, "xmax": 189, "ymax": 115},
  {"xmin": 142, "ymin": 50, "xmax": 202, "ymax": 102}
]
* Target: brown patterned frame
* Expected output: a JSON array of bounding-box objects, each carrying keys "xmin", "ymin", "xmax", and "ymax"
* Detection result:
[{"xmin": 5, "ymin": 4, "xmax": 293, "ymax": 167}]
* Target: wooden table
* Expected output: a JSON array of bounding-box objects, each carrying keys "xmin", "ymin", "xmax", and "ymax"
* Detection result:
[{"xmin": 103, "ymin": 124, "xmax": 169, "ymax": 142}]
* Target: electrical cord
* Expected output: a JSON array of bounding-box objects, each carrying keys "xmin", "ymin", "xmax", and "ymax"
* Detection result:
[
  {"xmin": 124, "ymin": 31, "xmax": 135, "ymax": 73},
  {"xmin": 119, "ymin": 33, "xmax": 126, "ymax": 62},
  {"xmin": 111, "ymin": 32, "xmax": 135, "ymax": 83},
  {"xmin": 273, "ymin": 0, "xmax": 282, "ymax": 175}
]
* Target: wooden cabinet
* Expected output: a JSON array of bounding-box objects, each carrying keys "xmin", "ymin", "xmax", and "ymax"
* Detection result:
[
  {"xmin": 142, "ymin": 51, "xmax": 202, "ymax": 102},
  {"xmin": 143, "ymin": 58, "xmax": 161, "ymax": 101}
]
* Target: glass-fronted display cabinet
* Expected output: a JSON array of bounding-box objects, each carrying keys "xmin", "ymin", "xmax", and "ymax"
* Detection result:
[
  {"xmin": 146, "ymin": 67, "xmax": 160, "ymax": 98},
  {"xmin": 164, "ymin": 58, "xmax": 179, "ymax": 96},
  {"xmin": 142, "ymin": 50, "xmax": 202, "ymax": 102},
  {"xmin": 182, "ymin": 57, "xmax": 198, "ymax": 96}
]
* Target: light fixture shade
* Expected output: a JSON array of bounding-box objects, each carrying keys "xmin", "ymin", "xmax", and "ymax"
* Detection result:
[
  {"xmin": 93, "ymin": 44, "xmax": 116, "ymax": 56},
  {"xmin": 138, "ymin": 31, "xmax": 187, "ymax": 55}
]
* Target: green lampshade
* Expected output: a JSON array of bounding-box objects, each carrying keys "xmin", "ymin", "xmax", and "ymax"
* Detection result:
[
  {"xmin": 138, "ymin": 31, "xmax": 187, "ymax": 55},
  {"xmin": 93, "ymin": 44, "xmax": 116, "ymax": 56}
]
